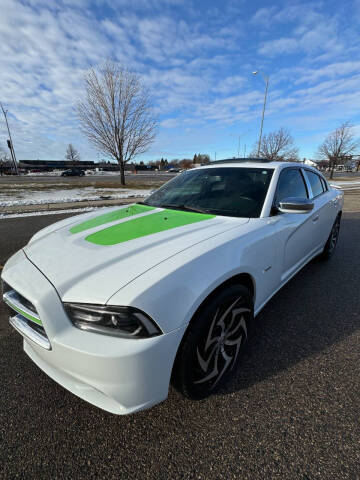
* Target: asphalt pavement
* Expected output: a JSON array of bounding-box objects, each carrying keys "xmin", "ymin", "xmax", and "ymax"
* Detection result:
[{"xmin": 0, "ymin": 212, "xmax": 359, "ymax": 479}]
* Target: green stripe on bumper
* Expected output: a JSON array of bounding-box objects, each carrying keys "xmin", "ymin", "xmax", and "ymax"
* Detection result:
[
  {"xmin": 4, "ymin": 298, "xmax": 43, "ymax": 326},
  {"xmin": 85, "ymin": 209, "xmax": 215, "ymax": 246},
  {"xmin": 70, "ymin": 204, "xmax": 155, "ymax": 234}
]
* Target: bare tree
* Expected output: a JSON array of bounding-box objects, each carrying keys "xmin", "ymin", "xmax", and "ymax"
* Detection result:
[
  {"xmin": 317, "ymin": 122, "xmax": 359, "ymax": 179},
  {"xmin": 65, "ymin": 144, "xmax": 80, "ymax": 162},
  {"xmin": 77, "ymin": 61, "xmax": 158, "ymax": 185},
  {"xmin": 0, "ymin": 145, "xmax": 6, "ymax": 176},
  {"xmin": 251, "ymin": 127, "xmax": 299, "ymax": 161},
  {"xmin": 0, "ymin": 149, "xmax": 11, "ymax": 176}
]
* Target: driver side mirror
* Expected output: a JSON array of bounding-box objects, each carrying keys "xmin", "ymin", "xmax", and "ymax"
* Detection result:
[{"xmin": 277, "ymin": 197, "xmax": 314, "ymax": 214}]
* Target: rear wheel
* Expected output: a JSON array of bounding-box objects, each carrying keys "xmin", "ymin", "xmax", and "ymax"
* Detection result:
[
  {"xmin": 173, "ymin": 285, "xmax": 253, "ymax": 399},
  {"xmin": 321, "ymin": 214, "xmax": 341, "ymax": 259}
]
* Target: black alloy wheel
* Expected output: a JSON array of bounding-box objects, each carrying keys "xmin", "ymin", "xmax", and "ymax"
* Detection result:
[
  {"xmin": 173, "ymin": 284, "xmax": 253, "ymax": 399},
  {"xmin": 321, "ymin": 215, "xmax": 341, "ymax": 259}
]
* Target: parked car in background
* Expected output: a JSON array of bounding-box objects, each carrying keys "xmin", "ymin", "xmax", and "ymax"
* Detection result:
[
  {"xmin": 2, "ymin": 160, "xmax": 343, "ymax": 415},
  {"xmin": 61, "ymin": 168, "xmax": 85, "ymax": 177}
]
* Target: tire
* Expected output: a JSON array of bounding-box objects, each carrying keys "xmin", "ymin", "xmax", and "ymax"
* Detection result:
[
  {"xmin": 320, "ymin": 214, "xmax": 341, "ymax": 260},
  {"xmin": 173, "ymin": 284, "xmax": 253, "ymax": 400}
]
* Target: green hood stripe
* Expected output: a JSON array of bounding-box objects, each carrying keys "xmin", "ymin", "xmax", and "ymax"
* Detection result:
[
  {"xmin": 85, "ymin": 209, "xmax": 216, "ymax": 246},
  {"xmin": 70, "ymin": 204, "xmax": 155, "ymax": 234}
]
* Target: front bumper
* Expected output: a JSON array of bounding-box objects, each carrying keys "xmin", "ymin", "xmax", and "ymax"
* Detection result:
[{"xmin": 2, "ymin": 250, "xmax": 186, "ymax": 414}]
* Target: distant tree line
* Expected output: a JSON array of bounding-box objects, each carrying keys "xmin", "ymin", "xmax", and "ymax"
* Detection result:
[
  {"xmin": 249, "ymin": 124, "xmax": 359, "ymax": 178},
  {"xmin": 316, "ymin": 122, "xmax": 359, "ymax": 178},
  {"xmin": 146, "ymin": 153, "xmax": 210, "ymax": 170}
]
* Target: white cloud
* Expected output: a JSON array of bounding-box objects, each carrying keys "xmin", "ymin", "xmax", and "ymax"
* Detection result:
[
  {"xmin": 0, "ymin": 0, "xmax": 359, "ymax": 161},
  {"xmin": 250, "ymin": 6, "xmax": 278, "ymax": 25}
]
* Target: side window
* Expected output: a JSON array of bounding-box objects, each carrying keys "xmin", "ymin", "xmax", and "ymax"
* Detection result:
[
  {"xmin": 275, "ymin": 169, "xmax": 308, "ymax": 205},
  {"xmin": 320, "ymin": 176, "xmax": 328, "ymax": 192},
  {"xmin": 306, "ymin": 171, "xmax": 324, "ymax": 198}
]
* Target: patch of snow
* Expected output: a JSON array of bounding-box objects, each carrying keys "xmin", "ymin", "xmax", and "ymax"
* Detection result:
[
  {"xmin": 0, "ymin": 187, "xmax": 151, "ymax": 207},
  {"xmin": 24, "ymin": 171, "xmax": 62, "ymax": 177},
  {"xmin": 0, "ymin": 207, "xmax": 100, "ymax": 220},
  {"xmin": 330, "ymin": 180, "xmax": 360, "ymax": 191},
  {"xmin": 331, "ymin": 180, "xmax": 360, "ymax": 186},
  {"xmin": 24, "ymin": 170, "xmax": 122, "ymax": 177}
]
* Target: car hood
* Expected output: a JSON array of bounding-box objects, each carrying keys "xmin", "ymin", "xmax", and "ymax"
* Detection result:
[{"xmin": 24, "ymin": 204, "xmax": 249, "ymax": 304}]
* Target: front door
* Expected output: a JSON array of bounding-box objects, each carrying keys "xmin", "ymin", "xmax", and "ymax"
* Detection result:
[{"xmin": 273, "ymin": 168, "xmax": 319, "ymax": 282}]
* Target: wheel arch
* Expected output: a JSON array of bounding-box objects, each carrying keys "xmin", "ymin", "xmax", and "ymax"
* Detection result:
[
  {"xmin": 171, "ymin": 272, "xmax": 256, "ymax": 384},
  {"xmin": 199, "ymin": 272, "xmax": 256, "ymax": 308},
  {"xmin": 188, "ymin": 271, "xmax": 255, "ymax": 326}
]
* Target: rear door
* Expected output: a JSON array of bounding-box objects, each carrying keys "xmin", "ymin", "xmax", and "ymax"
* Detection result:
[{"xmin": 302, "ymin": 169, "xmax": 334, "ymax": 250}]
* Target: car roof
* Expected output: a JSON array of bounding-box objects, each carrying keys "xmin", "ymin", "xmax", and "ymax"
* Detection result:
[{"xmin": 196, "ymin": 160, "xmax": 317, "ymax": 171}]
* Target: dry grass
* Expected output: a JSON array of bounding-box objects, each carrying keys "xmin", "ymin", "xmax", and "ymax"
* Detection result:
[{"xmin": 0, "ymin": 179, "xmax": 166, "ymax": 192}]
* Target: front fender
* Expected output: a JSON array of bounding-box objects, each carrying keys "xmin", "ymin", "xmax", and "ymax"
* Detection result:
[{"xmin": 107, "ymin": 219, "xmax": 279, "ymax": 333}]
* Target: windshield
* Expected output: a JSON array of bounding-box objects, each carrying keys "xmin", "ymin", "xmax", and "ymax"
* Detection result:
[{"xmin": 143, "ymin": 167, "xmax": 274, "ymax": 218}]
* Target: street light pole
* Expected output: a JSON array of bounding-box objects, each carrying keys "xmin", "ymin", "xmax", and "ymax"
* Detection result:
[
  {"xmin": 1, "ymin": 102, "xmax": 19, "ymax": 175},
  {"xmin": 253, "ymin": 71, "xmax": 269, "ymax": 158}
]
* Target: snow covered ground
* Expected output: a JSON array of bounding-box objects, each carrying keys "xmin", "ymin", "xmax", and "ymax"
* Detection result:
[
  {"xmin": 330, "ymin": 181, "xmax": 360, "ymax": 190},
  {"xmin": 0, "ymin": 186, "xmax": 151, "ymax": 207},
  {"xmin": 0, "ymin": 206, "xmax": 99, "ymax": 219},
  {"xmin": 25, "ymin": 170, "xmax": 121, "ymax": 177}
]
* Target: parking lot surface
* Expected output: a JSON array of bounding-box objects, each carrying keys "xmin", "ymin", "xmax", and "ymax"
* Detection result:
[{"xmin": 0, "ymin": 212, "xmax": 359, "ymax": 479}]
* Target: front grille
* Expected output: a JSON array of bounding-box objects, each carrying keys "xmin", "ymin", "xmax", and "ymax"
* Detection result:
[
  {"xmin": 1, "ymin": 280, "xmax": 11, "ymax": 296},
  {"xmin": 2, "ymin": 283, "xmax": 51, "ymax": 350},
  {"xmin": 17, "ymin": 291, "xmax": 37, "ymax": 315},
  {"xmin": 3, "ymin": 282, "xmax": 38, "ymax": 315}
]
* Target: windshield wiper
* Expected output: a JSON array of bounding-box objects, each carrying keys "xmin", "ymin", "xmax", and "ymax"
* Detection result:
[
  {"xmin": 182, "ymin": 205, "xmax": 211, "ymax": 214},
  {"xmin": 157, "ymin": 204, "xmax": 211, "ymax": 214}
]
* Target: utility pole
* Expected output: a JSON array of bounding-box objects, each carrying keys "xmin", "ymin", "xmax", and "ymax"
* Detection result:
[
  {"xmin": 1, "ymin": 102, "xmax": 19, "ymax": 175},
  {"xmin": 252, "ymin": 71, "xmax": 269, "ymax": 158}
]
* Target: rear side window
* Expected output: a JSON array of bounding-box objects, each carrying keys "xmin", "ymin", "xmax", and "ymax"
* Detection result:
[
  {"xmin": 275, "ymin": 169, "xmax": 308, "ymax": 205},
  {"xmin": 306, "ymin": 171, "xmax": 324, "ymax": 198},
  {"xmin": 320, "ymin": 176, "xmax": 328, "ymax": 192}
]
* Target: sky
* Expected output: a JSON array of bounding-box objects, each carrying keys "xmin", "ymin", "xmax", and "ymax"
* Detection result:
[{"xmin": 0, "ymin": 0, "xmax": 360, "ymax": 163}]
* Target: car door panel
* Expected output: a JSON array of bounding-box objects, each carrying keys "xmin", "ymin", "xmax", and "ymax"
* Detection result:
[
  {"xmin": 302, "ymin": 170, "xmax": 336, "ymax": 250},
  {"xmin": 276, "ymin": 211, "xmax": 319, "ymax": 282},
  {"xmin": 272, "ymin": 167, "xmax": 320, "ymax": 282}
]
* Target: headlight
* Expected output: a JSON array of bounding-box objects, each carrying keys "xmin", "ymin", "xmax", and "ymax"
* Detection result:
[{"xmin": 64, "ymin": 303, "xmax": 162, "ymax": 339}]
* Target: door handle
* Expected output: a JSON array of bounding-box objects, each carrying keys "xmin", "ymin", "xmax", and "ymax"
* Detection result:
[{"xmin": 312, "ymin": 215, "xmax": 320, "ymax": 223}]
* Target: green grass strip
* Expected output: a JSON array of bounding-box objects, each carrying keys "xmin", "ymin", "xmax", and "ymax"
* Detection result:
[
  {"xmin": 85, "ymin": 209, "xmax": 215, "ymax": 246},
  {"xmin": 4, "ymin": 299, "xmax": 43, "ymax": 326},
  {"xmin": 70, "ymin": 204, "xmax": 155, "ymax": 234}
]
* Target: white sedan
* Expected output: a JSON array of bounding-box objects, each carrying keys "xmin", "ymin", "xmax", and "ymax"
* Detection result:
[{"xmin": 1, "ymin": 160, "xmax": 343, "ymax": 414}]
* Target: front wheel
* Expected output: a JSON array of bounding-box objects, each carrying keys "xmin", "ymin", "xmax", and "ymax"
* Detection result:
[
  {"xmin": 173, "ymin": 285, "xmax": 253, "ymax": 400},
  {"xmin": 321, "ymin": 214, "xmax": 341, "ymax": 260}
]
